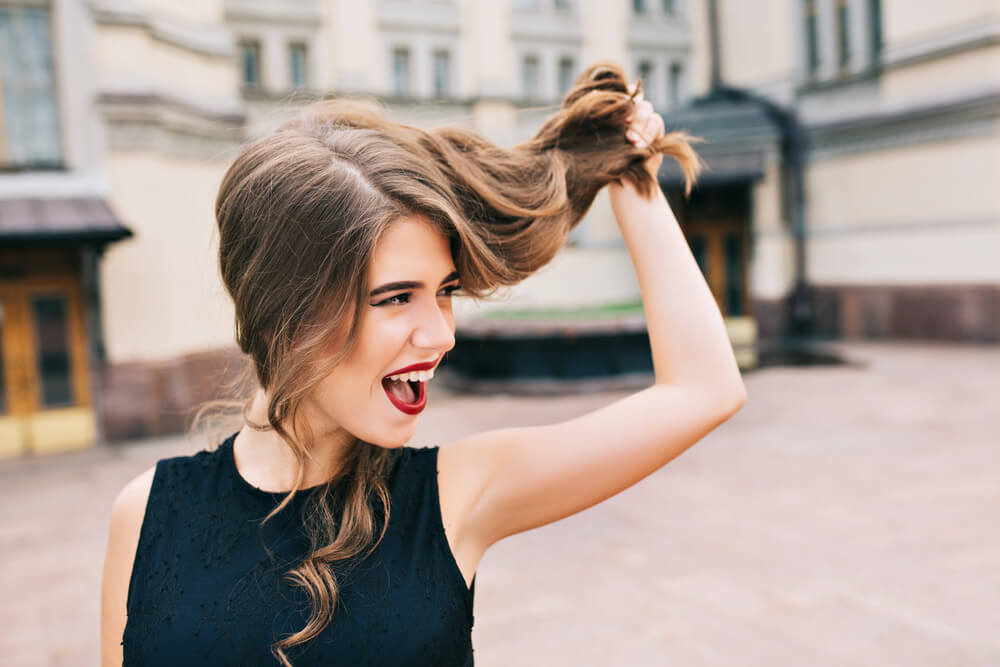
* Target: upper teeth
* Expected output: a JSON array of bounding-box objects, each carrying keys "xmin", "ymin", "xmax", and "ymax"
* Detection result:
[{"xmin": 387, "ymin": 368, "xmax": 434, "ymax": 382}]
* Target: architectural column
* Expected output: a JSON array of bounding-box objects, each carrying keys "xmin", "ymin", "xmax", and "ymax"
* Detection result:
[
  {"xmin": 579, "ymin": 0, "xmax": 628, "ymax": 71},
  {"xmin": 262, "ymin": 31, "xmax": 286, "ymax": 93},
  {"xmin": 460, "ymin": 0, "xmax": 513, "ymax": 99},
  {"xmin": 325, "ymin": 0, "xmax": 380, "ymax": 94},
  {"xmin": 577, "ymin": 0, "xmax": 631, "ymax": 247}
]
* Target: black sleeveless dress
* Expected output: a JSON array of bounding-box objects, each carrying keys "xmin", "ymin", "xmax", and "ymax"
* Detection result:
[{"xmin": 122, "ymin": 433, "xmax": 476, "ymax": 666}]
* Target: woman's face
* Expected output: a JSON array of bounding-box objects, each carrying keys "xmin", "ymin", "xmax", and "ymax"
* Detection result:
[{"xmin": 304, "ymin": 213, "xmax": 460, "ymax": 448}]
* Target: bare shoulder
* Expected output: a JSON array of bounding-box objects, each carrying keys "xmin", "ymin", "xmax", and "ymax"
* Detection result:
[
  {"xmin": 100, "ymin": 465, "xmax": 156, "ymax": 667},
  {"xmin": 436, "ymin": 441, "xmax": 494, "ymax": 535},
  {"xmin": 434, "ymin": 440, "xmax": 498, "ymax": 588}
]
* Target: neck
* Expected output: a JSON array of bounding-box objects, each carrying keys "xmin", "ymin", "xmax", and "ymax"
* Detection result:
[{"xmin": 234, "ymin": 388, "xmax": 354, "ymax": 492}]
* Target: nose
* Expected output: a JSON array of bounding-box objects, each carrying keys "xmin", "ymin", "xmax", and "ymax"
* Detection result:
[{"xmin": 411, "ymin": 299, "xmax": 456, "ymax": 353}]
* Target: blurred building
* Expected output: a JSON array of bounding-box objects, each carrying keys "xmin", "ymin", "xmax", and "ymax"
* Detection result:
[
  {"xmin": 0, "ymin": 0, "xmax": 995, "ymax": 455},
  {"xmin": 0, "ymin": 0, "xmax": 244, "ymax": 455},
  {"xmin": 675, "ymin": 0, "xmax": 1000, "ymax": 343}
]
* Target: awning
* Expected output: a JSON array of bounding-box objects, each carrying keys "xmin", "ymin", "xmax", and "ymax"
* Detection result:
[
  {"xmin": 0, "ymin": 197, "xmax": 132, "ymax": 243},
  {"xmin": 657, "ymin": 91, "xmax": 780, "ymax": 187},
  {"xmin": 659, "ymin": 149, "xmax": 766, "ymax": 186}
]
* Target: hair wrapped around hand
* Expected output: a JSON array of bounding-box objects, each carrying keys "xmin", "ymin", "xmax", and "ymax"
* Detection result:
[{"xmin": 418, "ymin": 60, "xmax": 704, "ymax": 287}]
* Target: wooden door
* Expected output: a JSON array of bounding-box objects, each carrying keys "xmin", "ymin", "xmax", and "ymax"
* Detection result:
[
  {"xmin": 0, "ymin": 277, "xmax": 93, "ymax": 456},
  {"xmin": 682, "ymin": 218, "xmax": 751, "ymax": 318}
]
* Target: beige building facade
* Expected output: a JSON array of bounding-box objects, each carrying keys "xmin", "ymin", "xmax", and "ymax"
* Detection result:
[
  {"xmin": 685, "ymin": 0, "xmax": 1000, "ymax": 341},
  {"xmin": 2, "ymin": 0, "xmax": 992, "ymax": 454}
]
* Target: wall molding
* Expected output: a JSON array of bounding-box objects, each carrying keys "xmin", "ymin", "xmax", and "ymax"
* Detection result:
[
  {"xmin": 753, "ymin": 215, "xmax": 1000, "ymax": 239},
  {"xmin": 98, "ymin": 92, "xmax": 246, "ymax": 159},
  {"xmin": 884, "ymin": 14, "xmax": 1000, "ymax": 71},
  {"xmin": 806, "ymin": 90, "xmax": 1000, "ymax": 160},
  {"xmin": 92, "ymin": 0, "xmax": 236, "ymax": 57}
]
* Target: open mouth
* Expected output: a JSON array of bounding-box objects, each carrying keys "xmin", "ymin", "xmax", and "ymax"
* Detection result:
[{"xmin": 381, "ymin": 376, "xmax": 427, "ymax": 415}]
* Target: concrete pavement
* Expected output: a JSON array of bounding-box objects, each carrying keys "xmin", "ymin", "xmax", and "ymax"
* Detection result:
[{"xmin": 1, "ymin": 341, "xmax": 997, "ymax": 666}]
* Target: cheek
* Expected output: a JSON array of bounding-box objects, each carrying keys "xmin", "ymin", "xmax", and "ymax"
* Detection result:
[{"xmin": 358, "ymin": 313, "xmax": 417, "ymax": 359}]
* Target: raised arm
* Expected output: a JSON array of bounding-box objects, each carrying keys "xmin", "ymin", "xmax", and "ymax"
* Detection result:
[{"xmin": 439, "ymin": 93, "xmax": 746, "ymax": 564}]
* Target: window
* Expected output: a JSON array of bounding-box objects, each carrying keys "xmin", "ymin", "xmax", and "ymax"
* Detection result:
[
  {"xmin": 557, "ymin": 57, "xmax": 575, "ymax": 96},
  {"xmin": 637, "ymin": 61, "xmax": 653, "ymax": 100},
  {"xmin": 836, "ymin": 0, "xmax": 850, "ymax": 69},
  {"xmin": 32, "ymin": 294, "xmax": 74, "ymax": 407},
  {"xmin": 554, "ymin": 0, "xmax": 572, "ymax": 9},
  {"xmin": 663, "ymin": 0, "xmax": 676, "ymax": 14},
  {"xmin": 868, "ymin": 0, "xmax": 883, "ymax": 63},
  {"xmin": 432, "ymin": 50, "xmax": 451, "ymax": 98},
  {"xmin": 392, "ymin": 47, "xmax": 411, "ymax": 97},
  {"xmin": 0, "ymin": 7, "xmax": 62, "ymax": 168},
  {"xmin": 668, "ymin": 62, "xmax": 682, "ymax": 108},
  {"xmin": 513, "ymin": 0, "xmax": 538, "ymax": 7},
  {"xmin": 289, "ymin": 42, "xmax": 308, "ymax": 89},
  {"xmin": 239, "ymin": 39, "xmax": 262, "ymax": 88},
  {"xmin": 803, "ymin": 0, "xmax": 820, "ymax": 76},
  {"xmin": 522, "ymin": 55, "xmax": 540, "ymax": 100},
  {"xmin": 633, "ymin": 0, "xmax": 647, "ymax": 12}
]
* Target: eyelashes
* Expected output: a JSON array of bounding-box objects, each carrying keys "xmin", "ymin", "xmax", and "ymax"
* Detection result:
[{"xmin": 373, "ymin": 284, "xmax": 461, "ymax": 307}]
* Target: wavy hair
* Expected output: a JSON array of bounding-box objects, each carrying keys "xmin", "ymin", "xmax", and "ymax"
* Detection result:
[{"xmin": 208, "ymin": 61, "xmax": 701, "ymax": 665}]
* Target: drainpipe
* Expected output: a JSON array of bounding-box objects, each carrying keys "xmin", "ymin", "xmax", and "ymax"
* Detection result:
[
  {"xmin": 785, "ymin": 116, "xmax": 813, "ymax": 338},
  {"xmin": 707, "ymin": 0, "xmax": 722, "ymax": 92},
  {"xmin": 705, "ymin": 0, "xmax": 814, "ymax": 338}
]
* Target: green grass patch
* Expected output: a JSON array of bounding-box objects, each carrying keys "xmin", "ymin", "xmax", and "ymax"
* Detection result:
[{"xmin": 482, "ymin": 301, "xmax": 645, "ymax": 320}]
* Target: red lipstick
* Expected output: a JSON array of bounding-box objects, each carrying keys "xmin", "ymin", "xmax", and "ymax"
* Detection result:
[
  {"xmin": 384, "ymin": 358, "xmax": 439, "ymax": 377},
  {"xmin": 383, "ymin": 378, "xmax": 426, "ymax": 415},
  {"xmin": 382, "ymin": 357, "xmax": 439, "ymax": 416}
]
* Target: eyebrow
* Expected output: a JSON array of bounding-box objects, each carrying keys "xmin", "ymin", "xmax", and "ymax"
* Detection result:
[{"xmin": 368, "ymin": 270, "xmax": 460, "ymax": 298}]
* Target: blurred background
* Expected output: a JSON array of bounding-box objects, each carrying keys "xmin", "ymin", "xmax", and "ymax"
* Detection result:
[{"xmin": 0, "ymin": 0, "xmax": 997, "ymax": 665}]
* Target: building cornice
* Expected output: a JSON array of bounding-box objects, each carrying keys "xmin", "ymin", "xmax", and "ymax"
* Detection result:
[
  {"xmin": 884, "ymin": 14, "xmax": 1000, "ymax": 70},
  {"xmin": 807, "ymin": 90, "xmax": 1000, "ymax": 159},
  {"xmin": 240, "ymin": 86, "xmax": 575, "ymax": 112},
  {"xmin": 98, "ymin": 91, "xmax": 247, "ymax": 159},
  {"xmin": 91, "ymin": 0, "xmax": 236, "ymax": 57},
  {"xmin": 224, "ymin": 1, "xmax": 322, "ymax": 26}
]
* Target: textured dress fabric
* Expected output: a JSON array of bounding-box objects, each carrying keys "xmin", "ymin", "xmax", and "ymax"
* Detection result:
[{"xmin": 122, "ymin": 433, "xmax": 476, "ymax": 666}]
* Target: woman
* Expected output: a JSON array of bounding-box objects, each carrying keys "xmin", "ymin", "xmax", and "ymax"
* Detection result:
[{"xmin": 100, "ymin": 63, "xmax": 746, "ymax": 666}]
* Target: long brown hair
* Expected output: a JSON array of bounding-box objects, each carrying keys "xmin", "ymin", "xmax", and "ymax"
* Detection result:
[{"xmin": 209, "ymin": 61, "xmax": 700, "ymax": 665}]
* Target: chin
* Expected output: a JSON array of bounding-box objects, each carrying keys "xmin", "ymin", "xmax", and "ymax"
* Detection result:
[
  {"xmin": 368, "ymin": 437, "xmax": 409, "ymax": 450},
  {"xmin": 369, "ymin": 424, "xmax": 416, "ymax": 449}
]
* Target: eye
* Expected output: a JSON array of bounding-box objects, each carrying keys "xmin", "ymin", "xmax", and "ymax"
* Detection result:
[
  {"xmin": 373, "ymin": 292, "xmax": 411, "ymax": 307},
  {"xmin": 372, "ymin": 284, "xmax": 461, "ymax": 308}
]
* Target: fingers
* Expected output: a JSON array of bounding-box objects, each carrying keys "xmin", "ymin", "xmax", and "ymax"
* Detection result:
[
  {"xmin": 627, "ymin": 81, "xmax": 643, "ymax": 101},
  {"xmin": 625, "ymin": 98, "xmax": 663, "ymax": 149},
  {"xmin": 625, "ymin": 77, "xmax": 666, "ymax": 149},
  {"xmin": 642, "ymin": 110, "xmax": 664, "ymax": 141}
]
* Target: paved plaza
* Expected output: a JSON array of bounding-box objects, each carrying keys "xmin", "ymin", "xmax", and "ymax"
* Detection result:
[{"xmin": 1, "ymin": 341, "xmax": 997, "ymax": 666}]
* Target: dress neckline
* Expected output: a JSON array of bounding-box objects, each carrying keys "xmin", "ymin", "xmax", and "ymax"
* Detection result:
[{"xmin": 222, "ymin": 432, "xmax": 328, "ymax": 501}]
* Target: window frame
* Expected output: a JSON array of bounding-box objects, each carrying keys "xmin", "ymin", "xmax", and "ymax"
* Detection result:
[
  {"xmin": 288, "ymin": 41, "xmax": 309, "ymax": 90},
  {"xmin": 521, "ymin": 54, "xmax": 541, "ymax": 101},
  {"xmin": 557, "ymin": 56, "xmax": 575, "ymax": 97},
  {"xmin": 432, "ymin": 49, "xmax": 451, "ymax": 99},
  {"xmin": 238, "ymin": 38, "xmax": 263, "ymax": 90},
  {"xmin": 391, "ymin": 46, "xmax": 412, "ymax": 98},
  {"xmin": 0, "ymin": 5, "xmax": 64, "ymax": 170}
]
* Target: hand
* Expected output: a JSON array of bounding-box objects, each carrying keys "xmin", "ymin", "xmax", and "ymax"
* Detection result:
[{"xmin": 624, "ymin": 88, "xmax": 665, "ymax": 181}]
